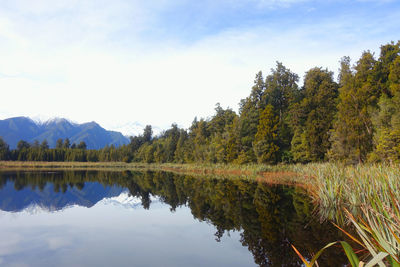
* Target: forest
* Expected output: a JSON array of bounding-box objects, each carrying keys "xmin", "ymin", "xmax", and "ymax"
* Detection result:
[{"xmin": 0, "ymin": 41, "xmax": 399, "ymax": 165}]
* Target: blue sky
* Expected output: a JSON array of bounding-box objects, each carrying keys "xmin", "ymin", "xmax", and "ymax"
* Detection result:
[{"xmin": 0, "ymin": 0, "xmax": 399, "ymax": 133}]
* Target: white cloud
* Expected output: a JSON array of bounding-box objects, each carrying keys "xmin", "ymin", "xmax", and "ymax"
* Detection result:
[{"xmin": 0, "ymin": 0, "xmax": 399, "ymax": 131}]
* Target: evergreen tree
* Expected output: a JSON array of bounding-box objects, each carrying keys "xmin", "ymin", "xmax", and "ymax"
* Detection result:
[
  {"xmin": 253, "ymin": 105, "xmax": 279, "ymax": 163},
  {"xmin": 40, "ymin": 140, "xmax": 49, "ymax": 150},
  {"xmin": 63, "ymin": 138, "xmax": 71, "ymax": 149},
  {"xmin": 371, "ymin": 93, "xmax": 400, "ymax": 162},
  {"xmin": 17, "ymin": 140, "xmax": 30, "ymax": 150},
  {"xmin": 143, "ymin": 125, "xmax": 153, "ymax": 143},
  {"xmin": 369, "ymin": 42, "xmax": 400, "ymax": 162},
  {"xmin": 292, "ymin": 67, "xmax": 338, "ymax": 162},
  {"xmin": 174, "ymin": 129, "xmax": 188, "ymax": 163},
  {"xmin": 77, "ymin": 141, "xmax": 87, "ymax": 150},
  {"xmin": 290, "ymin": 129, "xmax": 308, "ymax": 163},
  {"xmin": 330, "ymin": 51, "xmax": 379, "ymax": 163},
  {"xmin": 389, "ymin": 56, "xmax": 400, "ymax": 95},
  {"xmin": 32, "ymin": 140, "xmax": 40, "ymax": 148},
  {"xmin": 164, "ymin": 124, "xmax": 180, "ymax": 162},
  {"xmin": 0, "ymin": 137, "xmax": 10, "ymax": 160},
  {"xmin": 236, "ymin": 72, "xmax": 265, "ymax": 163},
  {"xmin": 56, "ymin": 138, "xmax": 63, "ymax": 149},
  {"xmin": 263, "ymin": 62, "xmax": 300, "ymax": 160}
]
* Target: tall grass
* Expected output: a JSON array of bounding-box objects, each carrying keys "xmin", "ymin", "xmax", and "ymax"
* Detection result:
[
  {"xmin": 298, "ymin": 163, "xmax": 400, "ymax": 220},
  {"xmin": 292, "ymin": 163, "xmax": 400, "ymax": 266}
]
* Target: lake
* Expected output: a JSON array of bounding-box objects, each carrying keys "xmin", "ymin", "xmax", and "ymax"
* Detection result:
[{"xmin": 0, "ymin": 170, "xmax": 348, "ymax": 266}]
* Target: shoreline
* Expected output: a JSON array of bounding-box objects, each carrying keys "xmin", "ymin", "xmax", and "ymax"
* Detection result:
[{"xmin": 0, "ymin": 161, "xmax": 311, "ymax": 187}]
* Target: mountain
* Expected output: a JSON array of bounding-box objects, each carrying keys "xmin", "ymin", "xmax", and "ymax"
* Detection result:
[
  {"xmin": 0, "ymin": 117, "xmax": 129, "ymax": 149},
  {"xmin": 0, "ymin": 180, "xmax": 126, "ymax": 212}
]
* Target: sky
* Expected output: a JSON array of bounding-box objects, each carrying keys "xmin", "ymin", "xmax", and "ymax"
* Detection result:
[{"xmin": 0, "ymin": 0, "xmax": 399, "ymax": 133}]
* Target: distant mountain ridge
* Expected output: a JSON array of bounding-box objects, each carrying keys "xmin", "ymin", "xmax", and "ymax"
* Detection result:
[
  {"xmin": 0, "ymin": 180, "xmax": 126, "ymax": 212},
  {"xmin": 0, "ymin": 117, "xmax": 129, "ymax": 149}
]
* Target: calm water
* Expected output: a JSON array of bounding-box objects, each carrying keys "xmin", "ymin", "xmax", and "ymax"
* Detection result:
[{"xmin": 0, "ymin": 171, "xmax": 348, "ymax": 266}]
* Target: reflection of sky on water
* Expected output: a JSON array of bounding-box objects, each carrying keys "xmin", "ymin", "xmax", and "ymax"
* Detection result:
[{"xmin": 0, "ymin": 191, "xmax": 255, "ymax": 267}]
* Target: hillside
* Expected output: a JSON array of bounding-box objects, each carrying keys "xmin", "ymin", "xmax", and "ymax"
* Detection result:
[{"xmin": 0, "ymin": 117, "xmax": 129, "ymax": 149}]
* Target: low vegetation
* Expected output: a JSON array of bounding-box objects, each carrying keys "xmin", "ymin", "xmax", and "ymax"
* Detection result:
[{"xmin": 291, "ymin": 163, "xmax": 400, "ymax": 266}]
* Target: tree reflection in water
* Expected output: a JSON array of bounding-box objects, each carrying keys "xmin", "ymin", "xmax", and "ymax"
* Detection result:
[{"xmin": 0, "ymin": 170, "xmax": 349, "ymax": 266}]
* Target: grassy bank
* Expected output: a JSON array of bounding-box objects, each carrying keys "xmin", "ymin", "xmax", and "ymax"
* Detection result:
[{"xmin": 0, "ymin": 161, "xmax": 305, "ymax": 184}]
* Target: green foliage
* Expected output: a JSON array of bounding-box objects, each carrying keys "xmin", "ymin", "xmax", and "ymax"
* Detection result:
[
  {"xmin": 370, "ymin": 92, "xmax": 400, "ymax": 163},
  {"xmin": 291, "ymin": 128, "xmax": 309, "ymax": 163},
  {"xmin": 330, "ymin": 52, "xmax": 379, "ymax": 163},
  {"xmin": 56, "ymin": 138, "xmax": 63, "ymax": 149},
  {"xmin": 0, "ymin": 137, "xmax": 10, "ymax": 160},
  {"xmin": 291, "ymin": 68, "xmax": 338, "ymax": 162},
  {"xmin": 253, "ymin": 104, "xmax": 279, "ymax": 163},
  {"xmin": 77, "ymin": 141, "xmax": 87, "ymax": 150},
  {"xmin": 389, "ymin": 56, "xmax": 400, "ymax": 95},
  {"xmin": 63, "ymin": 138, "xmax": 70, "ymax": 149},
  {"xmin": 264, "ymin": 62, "xmax": 300, "ymax": 158}
]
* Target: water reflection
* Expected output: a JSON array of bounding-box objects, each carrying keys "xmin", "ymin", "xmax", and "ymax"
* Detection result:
[{"xmin": 0, "ymin": 171, "xmax": 348, "ymax": 266}]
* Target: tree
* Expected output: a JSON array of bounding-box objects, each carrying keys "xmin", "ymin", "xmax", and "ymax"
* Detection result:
[
  {"xmin": 40, "ymin": 140, "xmax": 49, "ymax": 150},
  {"xmin": 253, "ymin": 105, "xmax": 279, "ymax": 163},
  {"xmin": 369, "ymin": 43, "xmax": 400, "ymax": 162},
  {"xmin": 63, "ymin": 138, "xmax": 70, "ymax": 149},
  {"xmin": 263, "ymin": 62, "xmax": 300, "ymax": 159},
  {"xmin": 77, "ymin": 141, "xmax": 87, "ymax": 150},
  {"xmin": 370, "ymin": 93, "xmax": 400, "ymax": 162},
  {"xmin": 174, "ymin": 129, "xmax": 189, "ymax": 163},
  {"xmin": 375, "ymin": 41, "xmax": 400, "ymax": 96},
  {"xmin": 389, "ymin": 55, "xmax": 400, "ymax": 96},
  {"xmin": 32, "ymin": 140, "xmax": 40, "ymax": 148},
  {"xmin": 17, "ymin": 140, "xmax": 30, "ymax": 150},
  {"xmin": 330, "ymin": 51, "xmax": 380, "ymax": 163},
  {"xmin": 292, "ymin": 67, "xmax": 338, "ymax": 162},
  {"xmin": 0, "ymin": 137, "xmax": 9, "ymax": 160},
  {"xmin": 143, "ymin": 125, "xmax": 153, "ymax": 143},
  {"xmin": 290, "ymin": 129, "xmax": 308, "ymax": 163},
  {"xmin": 56, "ymin": 138, "xmax": 63, "ymax": 149},
  {"xmin": 236, "ymin": 72, "xmax": 264, "ymax": 163},
  {"xmin": 163, "ymin": 124, "xmax": 180, "ymax": 162}
]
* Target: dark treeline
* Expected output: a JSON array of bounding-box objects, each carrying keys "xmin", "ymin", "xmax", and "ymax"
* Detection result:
[{"xmin": 0, "ymin": 41, "xmax": 399, "ymax": 164}]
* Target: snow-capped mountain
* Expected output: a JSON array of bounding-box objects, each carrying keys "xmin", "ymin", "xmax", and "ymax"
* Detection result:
[
  {"xmin": 97, "ymin": 191, "xmax": 159, "ymax": 209},
  {"xmin": 0, "ymin": 116, "xmax": 129, "ymax": 149}
]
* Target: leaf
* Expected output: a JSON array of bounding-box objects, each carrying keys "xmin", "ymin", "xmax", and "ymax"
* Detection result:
[
  {"xmin": 309, "ymin": 241, "xmax": 339, "ymax": 265},
  {"xmin": 340, "ymin": 241, "xmax": 360, "ymax": 267},
  {"xmin": 333, "ymin": 222, "xmax": 365, "ymax": 248},
  {"xmin": 388, "ymin": 255, "xmax": 400, "ymax": 267},
  {"xmin": 291, "ymin": 244, "xmax": 311, "ymax": 267},
  {"xmin": 365, "ymin": 252, "xmax": 388, "ymax": 267}
]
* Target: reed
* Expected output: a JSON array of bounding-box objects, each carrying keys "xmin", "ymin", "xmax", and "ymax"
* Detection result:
[{"xmin": 292, "ymin": 163, "xmax": 400, "ymax": 266}]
